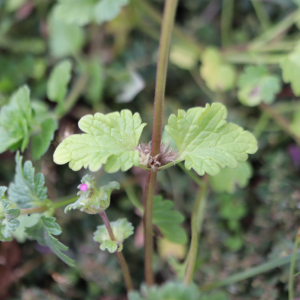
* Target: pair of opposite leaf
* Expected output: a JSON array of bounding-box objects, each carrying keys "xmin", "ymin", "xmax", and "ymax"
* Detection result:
[{"xmin": 54, "ymin": 103, "xmax": 258, "ymax": 177}]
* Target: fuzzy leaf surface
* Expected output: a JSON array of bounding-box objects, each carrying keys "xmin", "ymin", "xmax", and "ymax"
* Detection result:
[
  {"xmin": 31, "ymin": 118, "xmax": 58, "ymax": 160},
  {"xmin": 47, "ymin": 60, "xmax": 72, "ymax": 104},
  {"xmin": 0, "ymin": 85, "xmax": 32, "ymax": 153},
  {"xmin": 54, "ymin": 110, "xmax": 146, "ymax": 172},
  {"xmin": 153, "ymin": 196, "xmax": 187, "ymax": 245},
  {"xmin": 0, "ymin": 186, "xmax": 20, "ymax": 241},
  {"xmin": 93, "ymin": 218, "xmax": 133, "ymax": 253},
  {"xmin": 238, "ymin": 66, "xmax": 281, "ymax": 106},
  {"xmin": 25, "ymin": 216, "xmax": 75, "ymax": 266},
  {"xmin": 209, "ymin": 162, "xmax": 252, "ymax": 193},
  {"xmin": 165, "ymin": 103, "xmax": 258, "ymax": 176},
  {"xmin": 8, "ymin": 153, "xmax": 47, "ymax": 208}
]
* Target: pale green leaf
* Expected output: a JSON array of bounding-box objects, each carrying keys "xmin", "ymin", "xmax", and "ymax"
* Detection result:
[
  {"xmin": 47, "ymin": 60, "xmax": 72, "ymax": 104},
  {"xmin": 95, "ymin": 0, "xmax": 129, "ymax": 24},
  {"xmin": 93, "ymin": 218, "xmax": 134, "ymax": 253},
  {"xmin": 54, "ymin": 0, "xmax": 95, "ymax": 26},
  {"xmin": 0, "ymin": 85, "xmax": 32, "ymax": 153},
  {"xmin": 153, "ymin": 196, "xmax": 187, "ymax": 245},
  {"xmin": 54, "ymin": 110, "xmax": 146, "ymax": 172},
  {"xmin": 25, "ymin": 215, "xmax": 75, "ymax": 266},
  {"xmin": 200, "ymin": 47, "xmax": 236, "ymax": 92},
  {"xmin": 209, "ymin": 162, "xmax": 252, "ymax": 193},
  {"xmin": 31, "ymin": 118, "xmax": 58, "ymax": 160},
  {"xmin": 65, "ymin": 175, "xmax": 120, "ymax": 214},
  {"xmin": 13, "ymin": 214, "xmax": 41, "ymax": 243},
  {"xmin": 238, "ymin": 65, "xmax": 281, "ymax": 106},
  {"xmin": 170, "ymin": 44, "xmax": 198, "ymax": 70},
  {"xmin": 280, "ymin": 46, "xmax": 300, "ymax": 96},
  {"xmin": 165, "ymin": 103, "xmax": 258, "ymax": 176},
  {"xmin": 8, "ymin": 152, "xmax": 48, "ymax": 208},
  {"xmin": 48, "ymin": 10, "xmax": 85, "ymax": 58}
]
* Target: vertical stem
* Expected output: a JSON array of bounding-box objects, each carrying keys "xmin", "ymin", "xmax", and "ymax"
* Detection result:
[
  {"xmin": 184, "ymin": 178, "xmax": 208, "ymax": 285},
  {"xmin": 251, "ymin": 0, "xmax": 271, "ymax": 31},
  {"xmin": 288, "ymin": 227, "xmax": 300, "ymax": 300},
  {"xmin": 221, "ymin": 0, "xmax": 234, "ymax": 47},
  {"xmin": 143, "ymin": 0, "xmax": 178, "ymax": 287},
  {"xmin": 151, "ymin": 0, "xmax": 178, "ymax": 156},
  {"xmin": 99, "ymin": 211, "xmax": 133, "ymax": 292}
]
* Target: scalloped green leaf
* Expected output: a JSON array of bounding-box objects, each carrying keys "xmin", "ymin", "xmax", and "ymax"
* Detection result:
[
  {"xmin": 165, "ymin": 103, "xmax": 258, "ymax": 176},
  {"xmin": 53, "ymin": 110, "xmax": 146, "ymax": 173},
  {"xmin": 200, "ymin": 47, "xmax": 236, "ymax": 92},
  {"xmin": 25, "ymin": 216, "xmax": 75, "ymax": 266},
  {"xmin": 209, "ymin": 162, "xmax": 253, "ymax": 193},
  {"xmin": 93, "ymin": 218, "xmax": 133, "ymax": 253},
  {"xmin": 47, "ymin": 60, "xmax": 72, "ymax": 104},
  {"xmin": 65, "ymin": 175, "xmax": 120, "ymax": 214},
  {"xmin": 0, "ymin": 186, "xmax": 20, "ymax": 241},
  {"xmin": 280, "ymin": 45, "xmax": 300, "ymax": 96},
  {"xmin": 153, "ymin": 196, "xmax": 187, "ymax": 245},
  {"xmin": 237, "ymin": 65, "xmax": 281, "ymax": 106},
  {"xmin": 8, "ymin": 152, "xmax": 48, "ymax": 208},
  {"xmin": 0, "ymin": 85, "xmax": 32, "ymax": 153}
]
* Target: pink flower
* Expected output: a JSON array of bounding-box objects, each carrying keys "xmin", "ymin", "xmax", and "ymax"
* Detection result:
[{"xmin": 80, "ymin": 183, "xmax": 88, "ymax": 192}]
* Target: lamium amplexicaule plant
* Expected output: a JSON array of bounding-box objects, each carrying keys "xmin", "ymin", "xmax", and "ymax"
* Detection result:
[{"xmin": 2, "ymin": 0, "xmax": 300, "ymax": 299}]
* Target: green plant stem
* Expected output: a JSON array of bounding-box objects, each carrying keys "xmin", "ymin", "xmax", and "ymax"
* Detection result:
[
  {"xmin": 151, "ymin": 0, "xmax": 178, "ymax": 156},
  {"xmin": 20, "ymin": 196, "xmax": 78, "ymax": 215},
  {"xmin": 56, "ymin": 74, "xmax": 89, "ymax": 119},
  {"xmin": 178, "ymin": 162, "xmax": 205, "ymax": 187},
  {"xmin": 201, "ymin": 252, "xmax": 300, "ymax": 291},
  {"xmin": 99, "ymin": 211, "xmax": 133, "ymax": 292},
  {"xmin": 142, "ymin": 0, "xmax": 178, "ymax": 287},
  {"xmin": 288, "ymin": 227, "xmax": 300, "ymax": 300},
  {"xmin": 259, "ymin": 102, "xmax": 300, "ymax": 145},
  {"xmin": 251, "ymin": 0, "xmax": 271, "ymax": 31},
  {"xmin": 184, "ymin": 178, "xmax": 207, "ymax": 285},
  {"xmin": 248, "ymin": 10, "xmax": 300, "ymax": 50},
  {"xmin": 143, "ymin": 170, "xmax": 158, "ymax": 286},
  {"xmin": 221, "ymin": 0, "xmax": 234, "ymax": 47},
  {"xmin": 253, "ymin": 112, "xmax": 269, "ymax": 139}
]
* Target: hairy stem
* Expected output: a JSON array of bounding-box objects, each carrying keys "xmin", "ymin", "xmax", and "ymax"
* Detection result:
[
  {"xmin": 20, "ymin": 206, "xmax": 48, "ymax": 215},
  {"xmin": 99, "ymin": 211, "xmax": 133, "ymax": 292},
  {"xmin": 143, "ymin": 0, "xmax": 178, "ymax": 287},
  {"xmin": 288, "ymin": 227, "xmax": 300, "ymax": 300},
  {"xmin": 143, "ymin": 170, "xmax": 158, "ymax": 286},
  {"xmin": 259, "ymin": 102, "xmax": 300, "ymax": 145},
  {"xmin": 184, "ymin": 177, "xmax": 208, "ymax": 285}
]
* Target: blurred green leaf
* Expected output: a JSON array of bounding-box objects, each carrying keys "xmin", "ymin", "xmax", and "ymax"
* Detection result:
[
  {"xmin": 25, "ymin": 215, "xmax": 75, "ymax": 266},
  {"xmin": 48, "ymin": 11, "xmax": 85, "ymax": 58},
  {"xmin": 291, "ymin": 107, "xmax": 300, "ymax": 137},
  {"xmin": 165, "ymin": 103, "xmax": 258, "ymax": 176},
  {"xmin": 200, "ymin": 47, "xmax": 236, "ymax": 92},
  {"xmin": 0, "ymin": 85, "xmax": 32, "ymax": 153},
  {"xmin": 31, "ymin": 118, "xmax": 58, "ymax": 160},
  {"xmin": 8, "ymin": 152, "xmax": 48, "ymax": 208},
  {"xmin": 209, "ymin": 162, "xmax": 252, "ymax": 193},
  {"xmin": 153, "ymin": 196, "xmax": 187, "ymax": 245},
  {"xmin": 280, "ymin": 45, "xmax": 300, "ymax": 96},
  {"xmin": 47, "ymin": 60, "xmax": 72, "ymax": 104},
  {"xmin": 86, "ymin": 58, "xmax": 104, "ymax": 104},
  {"xmin": 238, "ymin": 66, "xmax": 281, "ymax": 106}
]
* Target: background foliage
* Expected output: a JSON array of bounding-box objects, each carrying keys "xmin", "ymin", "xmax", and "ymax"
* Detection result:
[{"xmin": 0, "ymin": 0, "xmax": 300, "ymax": 299}]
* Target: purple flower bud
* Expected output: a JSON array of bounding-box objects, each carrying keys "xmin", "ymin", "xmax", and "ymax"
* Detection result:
[{"xmin": 80, "ymin": 183, "xmax": 88, "ymax": 192}]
